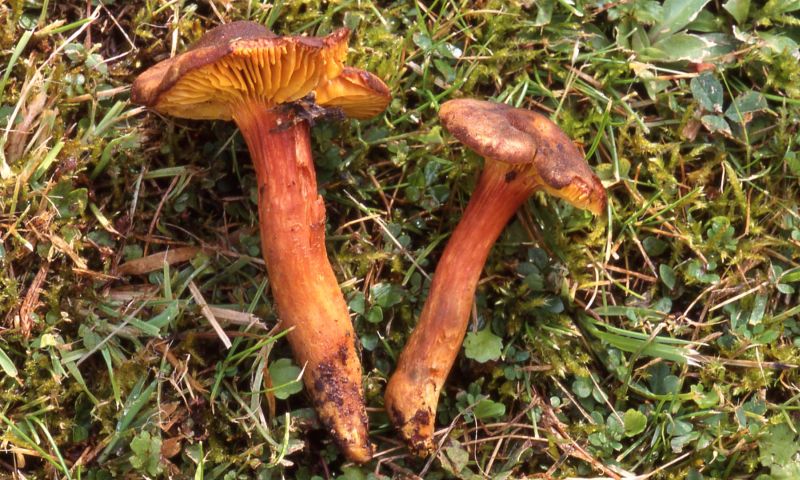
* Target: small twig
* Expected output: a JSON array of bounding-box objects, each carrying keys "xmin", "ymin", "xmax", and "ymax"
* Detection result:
[
  {"xmin": 144, "ymin": 174, "xmax": 180, "ymax": 256},
  {"xmin": 708, "ymin": 281, "xmax": 768, "ymax": 312},
  {"xmin": 152, "ymin": 340, "xmax": 207, "ymax": 394},
  {"xmin": 11, "ymin": 261, "xmax": 49, "ymax": 336},
  {"xmin": 602, "ymin": 263, "xmax": 658, "ymax": 283},
  {"xmin": 65, "ymin": 85, "xmax": 129, "ymax": 103},
  {"xmin": 188, "ymin": 281, "xmax": 232, "ymax": 349},
  {"xmin": 460, "ymin": 434, "xmax": 548, "ymax": 446}
]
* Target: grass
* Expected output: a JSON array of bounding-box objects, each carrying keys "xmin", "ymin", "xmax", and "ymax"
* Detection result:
[{"xmin": 1, "ymin": 0, "xmax": 799, "ymax": 478}]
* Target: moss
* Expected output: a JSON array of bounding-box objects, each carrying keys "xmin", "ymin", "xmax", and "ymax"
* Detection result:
[{"xmin": 2, "ymin": 1, "xmax": 800, "ymax": 477}]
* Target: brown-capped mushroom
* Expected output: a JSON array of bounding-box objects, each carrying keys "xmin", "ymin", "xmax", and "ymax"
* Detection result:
[
  {"xmin": 131, "ymin": 21, "xmax": 390, "ymax": 463},
  {"xmin": 384, "ymin": 99, "xmax": 606, "ymax": 455}
]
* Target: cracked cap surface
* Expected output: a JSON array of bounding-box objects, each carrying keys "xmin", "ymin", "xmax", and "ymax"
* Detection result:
[
  {"xmin": 439, "ymin": 98, "xmax": 607, "ymax": 214},
  {"xmin": 132, "ymin": 21, "xmax": 389, "ymax": 121}
]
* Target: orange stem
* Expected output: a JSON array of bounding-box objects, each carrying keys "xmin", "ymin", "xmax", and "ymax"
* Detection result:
[
  {"xmin": 234, "ymin": 102, "xmax": 371, "ymax": 463},
  {"xmin": 384, "ymin": 159, "xmax": 536, "ymax": 455}
]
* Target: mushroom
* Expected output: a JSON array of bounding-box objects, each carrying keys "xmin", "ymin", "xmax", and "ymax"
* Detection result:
[
  {"xmin": 384, "ymin": 99, "xmax": 607, "ymax": 455},
  {"xmin": 131, "ymin": 21, "xmax": 390, "ymax": 463}
]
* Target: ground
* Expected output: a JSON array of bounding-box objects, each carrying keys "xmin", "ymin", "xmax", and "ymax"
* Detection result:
[{"xmin": 1, "ymin": 0, "xmax": 800, "ymax": 479}]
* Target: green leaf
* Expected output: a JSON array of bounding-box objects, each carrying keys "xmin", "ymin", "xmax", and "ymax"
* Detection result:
[
  {"xmin": 524, "ymin": 271, "xmax": 544, "ymax": 291},
  {"xmin": 671, "ymin": 432, "xmax": 700, "ymax": 452},
  {"xmin": 0, "ymin": 345, "xmax": 18, "ymax": 378},
  {"xmin": 631, "ymin": 0, "xmax": 663, "ymax": 24},
  {"xmin": 623, "ymin": 409, "xmax": 648, "ymax": 436},
  {"xmin": 441, "ymin": 445, "xmax": 470, "ymax": 474},
  {"xmin": 643, "ymin": 236, "xmax": 669, "ymax": 256},
  {"xmin": 749, "ymin": 294, "xmax": 768, "ymax": 325},
  {"xmin": 268, "ymin": 358, "xmax": 303, "ymax": 400},
  {"xmin": 348, "ymin": 292, "xmax": 365, "ymax": 315},
  {"xmin": 659, "ymin": 264, "xmax": 677, "ymax": 290},
  {"xmin": 50, "ymin": 182, "xmax": 89, "ymax": 218},
  {"xmin": 463, "ymin": 328, "xmax": 503, "ymax": 363},
  {"xmin": 534, "ymin": 0, "xmax": 555, "ymax": 26},
  {"xmin": 723, "ymin": 0, "xmax": 750, "ymax": 23},
  {"xmin": 706, "ymin": 216, "xmax": 737, "ymax": 251},
  {"xmin": 787, "ymin": 151, "xmax": 800, "ymax": 176},
  {"xmin": 411, "ymin": 31, "xmax": 432, "ymax": 51},
  {"xmin": 649, "ymin": 364, "xmax": 682, "ymax": 394},
  {"xmin": 758, "ymin": 31, "xmax": 799, "ymax": 56},
  {"xmin": 130, "ymin": 431, "xmax": 162, "ymax": 476},
  {"xmin": 701, "ymin": 115, "xmax": 732, "ymax": 135},
  {"xmin": 771, "ymin": 463, "xmax": 800, "ymax": 480},
  {"xmin": 542, "ymin": 296, "xmax": 564, "ymax": 314},
  {"xmin": 435, "ymin": 42, "xmax": 463, "ymax": 60},
  {"xmin": 649, "ymin": 33, "xmax": 716, "ymax": 62},
  {"xmin": 339, "ymin": 466, "xmax": 367, "ymax": 480},
  {"xmin": 30, "ymin": 141, "xmax": 65, "ymax": 182},
  {"xmin": 667, "ymin": 419, "xmax": 694, "ymax": 436},
  {"xmin": 686, "ymin": 259, "xmax": 720, "ymax": 284},
  {"xmin": 759, "ymin": 424, "xmax": 799, "ymax": 467},
  {"xmin": 725, "ymin": 90, "xmax": 768, "ymax": 123},
  {"xmin": 473, "ymin": 399, "xmax": 506, "ymax": 419},
  {"xmin": 691, "ymin": 73, "xmax": 724, "ymax": 112},
  {"xmin": 433, "ymin": 59, "xmax": 455, "ymax": 83},
  {"xmin": 686, "ymin": 9, "xmax": 724, "ymax": 31},
  {"xmin": 146, "ymin": 301, "xmax": 179, "ymax": 330},
  {"xmin": 650, "ymin": 0, "xmax": 711, "ymax": 41},
  {"xmin": 690, "ymin": 384, "xmax": 721, "ymax": 408},
  {"xmin": 687, "ymin": 468, "xmax": 704, "ymax": 480},
  {"xmin": 572, "ymin": 376, "xmax": 593, "ymax": 398},
  {"xmin": 370, "ymin": 283, "xmax": 405, "ymax": 309},
  {"xmin": 762, "ymin": 0, "xmax": 800, "ymax": 16},
  {"xmin": 781, "ymin": 267, "xmax": 800, "ymax": 283},
  {"xmin": 360, "ymin": 333, "xmax": 378, "ymax": 351},
  {"xmin": 366, "ymin": 306, "xmax": 383, "ymax": 324}
]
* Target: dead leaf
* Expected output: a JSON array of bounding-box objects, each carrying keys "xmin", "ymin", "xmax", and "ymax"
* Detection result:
[
  {"xmin": 117, "ymin": 247, "xmax": 201, "ymax": 275},
  {"xmin": 48, "ymin": 233, "xmax": 88, "ymax": 269},
  {"xmin": 160, "ymin": 437, "xmax": 182, "ymax": 459},
  {"xmin": 681, "ymin": 117, "xmax": 702, "ymax": 141}
]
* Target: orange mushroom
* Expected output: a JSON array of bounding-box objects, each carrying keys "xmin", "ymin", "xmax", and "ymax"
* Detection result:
[
  {"xmin": 384, "ymin": 99, "xmax": 606, "ymax": 455},
  {"xmin": 131, "ymin": 21, "xmax": 390, "ymax": 462}
]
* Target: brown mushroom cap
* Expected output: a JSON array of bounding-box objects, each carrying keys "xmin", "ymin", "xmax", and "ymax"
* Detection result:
[
  {"xmin": 314, "ymin": 67, "xmax": 391, "ymax": 119},
  {"xmin": 131, "ymin": 21, "xmax": 352, "ymax": 120},
  {"xmin": 439, "ymin": 99, "xmax": 607, "ymax": 215}
]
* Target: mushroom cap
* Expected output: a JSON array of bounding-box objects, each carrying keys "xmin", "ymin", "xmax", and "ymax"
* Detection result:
[
  {"xmin": 439, "ymin": 99, "xmax": 606, "ymax": 215},
  {"xmin": 131, "ymin": 21, "xmax": 352, "ymax": 120},
  {"xmin": 314, "ymin": 67, "xmax": 391, "ymax": 119}
]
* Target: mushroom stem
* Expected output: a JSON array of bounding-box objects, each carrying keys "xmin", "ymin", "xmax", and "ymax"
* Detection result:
[
  {"xmin": 234, "ymin": 102, "xmax": 371, "ymax": 463},
  {"xmin": 384, "ymin": 159, "xmax": 536, "ymax": 455}
]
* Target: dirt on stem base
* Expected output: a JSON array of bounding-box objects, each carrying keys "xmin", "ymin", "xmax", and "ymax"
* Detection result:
[
  {"xmin": 385, "ymin": 160, "xmax": 537, "ymax": 456},
  {"xmin": 235, "ymin": 102, "xmax": 371, "ymax": 463}
]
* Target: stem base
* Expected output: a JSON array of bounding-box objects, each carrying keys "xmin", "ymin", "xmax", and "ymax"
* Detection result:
[{"xmin": 385, "ymin": 160, "xmax": 536, "ymax": 455}]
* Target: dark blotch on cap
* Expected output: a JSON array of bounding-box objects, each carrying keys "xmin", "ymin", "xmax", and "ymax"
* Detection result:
[
  {"xmin": 439, "ymin": 98, "xmax": 607, "ymax": 213},
  {"xmin": 440, "ymin": 99, "xmax": 595, "ymax": 190}
]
